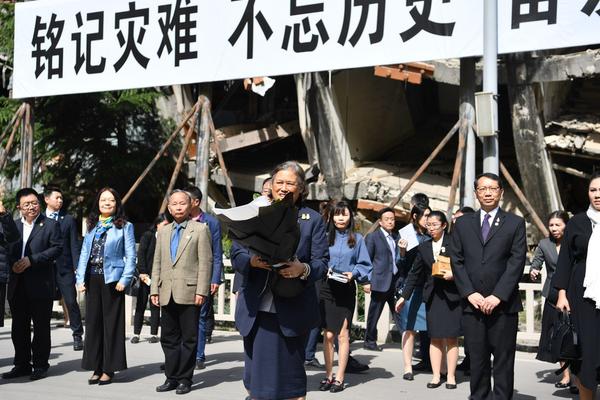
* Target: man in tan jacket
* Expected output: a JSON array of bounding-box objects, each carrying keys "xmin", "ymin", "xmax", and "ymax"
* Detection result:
[{"xmin": 151, "ymin": 189, "xmax": 212, "ymax": 395}]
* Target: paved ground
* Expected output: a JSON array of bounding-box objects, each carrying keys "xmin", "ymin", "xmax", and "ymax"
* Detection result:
[{"xmin": 0, "ymin": 319, "xmax": 578, "ymax": 400}]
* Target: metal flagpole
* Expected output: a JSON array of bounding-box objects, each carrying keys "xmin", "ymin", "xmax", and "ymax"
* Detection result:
[{"xmin": 482, "ymin": 0, "xmax": 499, "ymax": 174}]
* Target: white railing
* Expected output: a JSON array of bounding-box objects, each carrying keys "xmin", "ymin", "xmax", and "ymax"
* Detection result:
[{"xmin": 60, "ymin": 258, "xmax": 542, "ymax": 343}]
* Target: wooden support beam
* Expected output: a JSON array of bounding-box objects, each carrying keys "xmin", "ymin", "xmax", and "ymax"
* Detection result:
[
  {"xmin": 0, "ymin": 105, "xmax": 25, "ymax": 170},
  {"xmin": 357, "ymin": 199, "xmax": 410, "ymax": 222},
  {"xmin": 366, "ymin": 120, "xmax": 461, "ymax": 234},
  {"xmin": 216, "ymin": 121, "xmax": 299, "ymax": 153},
  {"xmin": 374, "ymin": 62, "xmax": 435, "ymax": 85},
  {"xmin": 209, "ymin": 117, "xmax": 236, "ymax": 207},
  {"xmin": 122, "ymin": 99, "xmax": 201, "ymax": 204},
  {"xmin": 447, "ymin": 124, "xmax": 467, "ymax": 225},
  {"xmin": 500, "ymin": 162, "xmax": 549, "ymax": 238},
  {"xmin": 552, "ymin": 163, "xmax": 591, "ymax": 179}
]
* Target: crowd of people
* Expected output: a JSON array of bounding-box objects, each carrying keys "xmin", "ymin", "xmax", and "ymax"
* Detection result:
[{"xmin": 0, "ymin": 160, "xmax": 599, "ymax": 400}]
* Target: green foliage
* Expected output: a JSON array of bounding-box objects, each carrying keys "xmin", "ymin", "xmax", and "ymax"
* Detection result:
[{"xmin": 0, "ymin": 4, "xmax": 14, "ymax": 65}]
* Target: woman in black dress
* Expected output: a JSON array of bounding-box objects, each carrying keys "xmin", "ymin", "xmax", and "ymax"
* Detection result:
[
  {"xmin": 530, "ymin": 211, "xmax": 573, "ymax": 390},
  {"xmin": 396, "ymin": 211, "xmax": 461, "ymax": 390},
  {"xmin": 555, "ymin": 173, "xmax": 600, "ymax": 399}
]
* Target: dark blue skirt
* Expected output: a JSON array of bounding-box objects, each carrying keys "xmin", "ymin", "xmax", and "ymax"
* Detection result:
[{"xmin": 243, "ymin": 312, "xmax": 307, "ymax": 399}]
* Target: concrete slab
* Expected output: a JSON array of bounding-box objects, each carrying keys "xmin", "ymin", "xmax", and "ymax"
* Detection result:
[{"xmin": 0, "ymin": 320, "xmax": 578, "ymax": 400}]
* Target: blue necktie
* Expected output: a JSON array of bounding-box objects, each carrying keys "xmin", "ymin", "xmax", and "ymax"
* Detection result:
[
  {"xmin": 170, "ymin": 225, "xmax": 183, "ymax": 263},
  {"xmin": 481, "ymin": 214, "xmax": 491, "ymax": 241},
  {"xmin": 50, "ymin": 211, "xmax": 59, "ymax": 221},
  {"xmin": 387, "ymin": 234, "xmax": 398, "ymax": 275}
]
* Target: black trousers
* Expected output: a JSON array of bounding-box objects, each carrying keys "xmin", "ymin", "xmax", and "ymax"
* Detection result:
[
  {"xmin": 56, "ymin": 270, "xmax": 83, "ymax": 337},
  {"xmin": 462, "ymin": 312, "xmax": 518, "ymax": 400},
  {"xmin": 133, "ymin": 283, "xmax": 160, "ymax": 335},
  {"xmin": 0, "ymin": 283, "xmax": 6, "ymax": 328},
  {"xmin": 365, "ymin": 286, "xmax": 397, "ymax": 345},
  {"xmin": 161, "ymin": 300, "xmax": 200, "ymax": 386},
  {"xmin": 204, "ymin": 293, "xmax": 215, "ymax": 337},
  {"xmin": 82, "ymin": 274, "xmax": 127, "ymax": 373},
  {"xmin": 8, "ymin": 279, "xmax": 53, "ymax": 370}
]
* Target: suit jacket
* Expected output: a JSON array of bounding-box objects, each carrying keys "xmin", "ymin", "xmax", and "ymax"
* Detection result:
[
  {"xmin": 8, "ymin": 214, "xmax": 62, "ymax": 300},
  {"xmin": 450, "ymin": 209, "xmax": 527, "ymax": 314},
  {"xmin": 137, "ymin": 229, "xmax": 157, "ymax": 276},
  {"xmin": 76, "ymin": 222, "xmax": 136, "ymax": 287},
  {"xmin": 196, "ymin": 212, "xmax": 224, "ymax": 285},
  {"xmin": 232, "ymin": 206, "xmax": 329, "ymax": 338},
  {"xmin": 365, "ymin": 228, "xmax": 400, "ymax": 293},
  {"xmin": 529, "ymin": 237, "xmax": 559, "ymax": 300},
  {"xmin": 53, "ymin": 212, "xmax": 81, "ymax": 277},
  {"xmin": 150, "ymin": 220, "xmax": 212, "ymax": 306},
  {"xmin": 400, "ymin": 233, "xmax": 460, "ymax": 304},
  {"xmin": 0, "ymin": 212, "xmax": 20, "ymax": 283}
]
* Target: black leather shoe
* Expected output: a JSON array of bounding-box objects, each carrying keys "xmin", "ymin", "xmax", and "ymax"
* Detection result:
[
  {"xmin": 413, "ymin": 361, "xmax": 432, "ymax": 372},
  {"xmin": 330, "ymin": 380, "xmax": 344, "ymax": 393},
  {"xmin": 446, "ymin": 383, "xmax": 458, "ymax": 389},
  {"xmin": 30, "ymin": 368, "xmax": 48, "ymax": 381},
  {"xmin": 195, "ymin": 360, "xmax": 205, "ymax": 370},
  {"xmin": 73, "ymin": 336, "xmax": 84, "ymax": 351},
  {"xmin": 427, "ymin": 381, "xmax": 442, "ymax": 389},
  {"xmin": 362, "ymin": 342, "xmax": 382, "ymax": 352},
  {"xmin": 88, "ymin": 374, "xmax": 101, "ymax": 385},
  {"xmin": 319, "ymin": 377, "xmax": 333, "ymax": 391},
  {"xmin": 346, "ymin": 355, "xmax": 369, "ymax": 373},
  {"xmin": 175, "ymin": 383, "xmax": 191, "ymax": 395},
  {"xmin": 2, "ymin": 366, "xmax": 32, "ymax": 379},
  {"xmin": 156, "ymin": 380, "xmax": 178, "ymax": 392},
  {"xmin": 403, "ymin": 372, "xmax": 414, "ymax": 381},
  {"xmin": 555, "ymin": 381, "xmax": 569, "ymax": 389},
  {"xmin": 304, "ymin": 358, "xmax": 323, "ymax": 369}
]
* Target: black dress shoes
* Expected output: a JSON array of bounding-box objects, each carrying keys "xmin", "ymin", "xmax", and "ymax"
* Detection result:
[
  {"xmin": 403, "ymin": 372, "xmax": 414, "ymax": 381},
  {"xmin": 30, "ymin": 368, "xmax": 48, "ymax": 381},
  {"xmin": 446, "ymin": 383, "xmax": 458, "ymax": 389},
  {"xmin": 426, "ymin": 381, "xmax": 442, "ymax": 389},
  {"xmin": 73, "ymin": 336, "xmax": 84, "ymax": 351},
  {"xmin": 156, "ymin": 380, "xmax": 178, "ymax": 392},
  {"xmin": 175, "ymin": 383, "xmax": 192, "ymax": 395},
  {"xmin": 363, "ymin": 342, "xmax": 382, "ymax": 352},
  {"xmin": 2, "ymin": 366, "xmax": 32, "ymax": 379}
]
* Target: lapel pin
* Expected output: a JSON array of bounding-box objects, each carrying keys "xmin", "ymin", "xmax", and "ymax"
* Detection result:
[
  {"xmin": 300, "ymin": 213, "xmax": 310, "ymax": 220},
  {"xmin": 186, "ymin": 235, "xmax": 191, "ymax": 239}
]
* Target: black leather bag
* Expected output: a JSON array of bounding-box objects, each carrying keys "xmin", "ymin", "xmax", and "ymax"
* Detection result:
[
  {"xmin": 549, "ymin": 310, "xmax": 581, "ymax": 374},
  {"xmin": 269, "ymin": 271, "xmax": 307, "ymax": 298}
]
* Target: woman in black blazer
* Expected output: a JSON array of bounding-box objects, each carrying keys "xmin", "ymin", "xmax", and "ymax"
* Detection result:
[
  {"xmin": 131, "ymin": 214, "xmax": 169, "ymax": 344},
  {"xmin": 396, "ymin": 211, "xmax": 460, "ymax": 390}
]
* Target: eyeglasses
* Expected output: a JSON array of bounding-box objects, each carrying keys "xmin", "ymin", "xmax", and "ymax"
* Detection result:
[
  {"xmin": 476, "ymin": 187, "xmax": 501, "ymax": 194},
  {"xmin": 20, "ymin": 201, "xmax": 40, "ymax": 209},
  {"xmin": 426, "ymin": 223, "xmax": 442, "ymax": 228}
]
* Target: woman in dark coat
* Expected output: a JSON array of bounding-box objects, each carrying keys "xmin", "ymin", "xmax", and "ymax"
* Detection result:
[
  {"xmin": 231, "ymin": 161, "xmax": 329, "ymax": 400},
  {"xmin": 529, "ymin": 211, "xmax": 572, "ymax": 390},
  {"xmin": 0, "ymin": 200, "xmax": 20, "ymax": 327},
  {"xmin": 396, "ymin": 211, "xmax": 460, "ymax": 389},
  {"xmin": 131, "ymin": 214, "xmax": 169, "ymax": 344},
  {"xmin": 555, "ymin": 173, "xmax": 600, "ymax": 399}
]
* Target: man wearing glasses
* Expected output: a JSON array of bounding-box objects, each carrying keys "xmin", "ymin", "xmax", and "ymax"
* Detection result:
[
  {"xmin": 450, "ymin": 173, "xmax": 527, "ymax": 400},
  {"xmin": 2, "ymin": 188, "xmax": 62, "ymax": 381}
]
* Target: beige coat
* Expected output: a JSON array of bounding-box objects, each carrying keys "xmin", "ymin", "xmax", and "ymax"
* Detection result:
[{"xmin": 150, "ymin": 220, "xmax": 212, "ymax": 305}]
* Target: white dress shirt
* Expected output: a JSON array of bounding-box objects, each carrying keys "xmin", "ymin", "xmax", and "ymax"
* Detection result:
[
  {"xmin": 480, "ymin": 207, "xmax": 500, "ymax": 226},
  {"xmin": 21, "ymin": 214, "xmax": 41, "ymax": 258}
]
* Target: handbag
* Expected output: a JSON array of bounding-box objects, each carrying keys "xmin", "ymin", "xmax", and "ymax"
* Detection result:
[
  {"xmin": 269, "ymin": 270, "xmax": 307, "ymax": 298},
  {"xmin": 432, "ymin": 255, "xmax": 451, "ymax": 278},
  {"xmin": 127, "ymin": 273, "xmax": 141, "ymax": 297},
  {"xmin": 549, "ymin": 310, "xmax": 581, "ymax": 374}
]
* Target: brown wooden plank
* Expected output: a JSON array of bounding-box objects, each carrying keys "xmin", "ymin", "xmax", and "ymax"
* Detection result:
[{"xmin": 216, "ymin": 121, "xmax": 300, "ymax": 153}]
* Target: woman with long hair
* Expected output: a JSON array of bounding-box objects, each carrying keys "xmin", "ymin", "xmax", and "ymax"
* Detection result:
[
  {"xmin": 319, "ymin": 201, "xmax": 372, "ymax": 392},
  {"xmin": 75, "ymin": 187, "xmax": 136, "ymax": 385},
  {"xmin": 397, "ymin": 203, "xmax": 431, "ymax": 380},
  {"xmin": 396, "ymin": 211, "xmax": 461, "ymax": 389}
]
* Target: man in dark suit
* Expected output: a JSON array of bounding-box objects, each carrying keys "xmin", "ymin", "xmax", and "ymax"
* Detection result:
[
  {"xmin": 43, "ymin": 186, "xmax": 83, "ymax": 351},
  {"xmin": 364, "ymin": 207, "xmax": 400, "ymax": 351},
  {"xmin": 450, "ymin": 173, "xmax": 527, "ymax": 400},
  {"xmin": 0, "ymin": 199, "xmax": 20, "ymax": 328},
  {"xmin": 2, "ymin": 188, "xmax": 62, "ymax": 381}
]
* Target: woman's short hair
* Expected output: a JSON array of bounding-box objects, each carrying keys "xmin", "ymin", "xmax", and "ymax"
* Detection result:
[
  {"xmin": 270, "ymin": 161, "xmax": 308, "ymax": 201},
  {"xmin": 427, "ymin": 210, "xmax": 449, "ymax": 233},
  {"xmin": 87, "ymin": 187, "xmax": 127, "ymax": 231}
]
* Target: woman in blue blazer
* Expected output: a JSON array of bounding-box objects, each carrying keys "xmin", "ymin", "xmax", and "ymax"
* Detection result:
[
  {"xmin": 76, "ymin": 188, "xmax": 136, "ymax": 385},
  {"xmin": 232, "ymin": 161, "xmax": 329, "ymax": 400}
]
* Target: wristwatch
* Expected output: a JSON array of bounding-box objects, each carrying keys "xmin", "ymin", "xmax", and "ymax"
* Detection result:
[{"xmin": 300, "ymin": 263, "xmax": 311, "ymax": 280}]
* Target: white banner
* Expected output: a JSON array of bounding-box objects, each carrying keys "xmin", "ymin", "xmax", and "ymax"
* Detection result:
[{"xmin": 13, "ymin": 0, "xmax": 600, "ymax": 98}]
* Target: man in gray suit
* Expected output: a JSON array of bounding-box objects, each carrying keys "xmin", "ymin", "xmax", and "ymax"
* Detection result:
[{"xmin": 151, "ymin": 190, "xmax": 212, "ymax": 395}]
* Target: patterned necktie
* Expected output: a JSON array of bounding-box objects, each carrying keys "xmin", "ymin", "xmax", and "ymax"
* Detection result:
[
  {"xmin": 170, "ymin": 225, "xmax": 183, "ymax": 263},
  {"xmin": 50, "ymin": 211, "xmax": 59, "ymax": 221},
  {"xmin": 481, "ymin": 213, "xmax": 491, "ymax": 241},
  {"xmin": 386, "ymin": 234, "xmax": 398, "ymax": 275}
]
